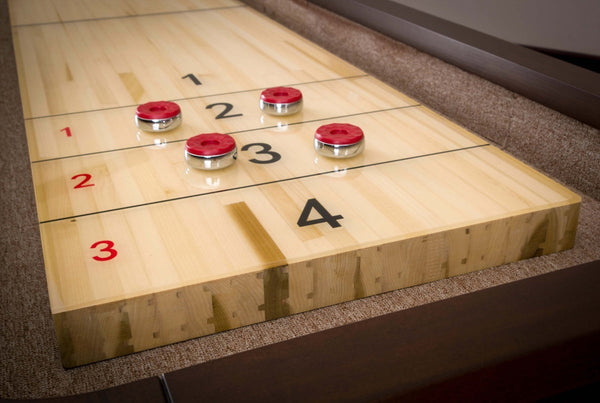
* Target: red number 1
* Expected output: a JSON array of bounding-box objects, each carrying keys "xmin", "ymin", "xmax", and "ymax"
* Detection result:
[{"xmin": 60, "ymin": 127, "xmax": 72, "ymax": 137}]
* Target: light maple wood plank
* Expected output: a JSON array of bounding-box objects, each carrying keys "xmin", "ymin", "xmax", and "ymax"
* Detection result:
[
  {"xmin": 41, "ymin": 146, "xmax": 578, "ymax": 312},
  {"xmin": 9, "ymin": 0, "xmax": 244, "ymax": 26},
  {"xmin": 12, "ymin": 6, "xmax": 363, "ymax": 118}
]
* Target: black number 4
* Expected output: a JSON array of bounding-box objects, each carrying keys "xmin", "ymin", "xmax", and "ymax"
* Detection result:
[{"xmin": 297, "ymin": 198, "xmax": 343, "ymax": 228}]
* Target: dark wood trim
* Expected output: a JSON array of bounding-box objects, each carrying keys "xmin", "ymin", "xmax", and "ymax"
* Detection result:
[
  {"xmin": 7, "ymin": 261, "xmax": 598, "ymax": 401},
  {"xmin": 163, "ymin": 260, "xmax": 600, "ymax": 402},
  {"xmin": 0, "ymin": 377, "xmax": 167, "ymax": 403},
  {"xmin": 309, "ymin": 0, "xmax": 600, "ymax": 129},
  {"xmin": 526, "ymin": 46, "xmax": 600, "ymax": 74}
]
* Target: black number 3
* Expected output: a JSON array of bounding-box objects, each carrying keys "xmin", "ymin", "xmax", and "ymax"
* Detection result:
[{"xmin": 241, "ymin": 142, "xmax": 281, "ymax": 164}]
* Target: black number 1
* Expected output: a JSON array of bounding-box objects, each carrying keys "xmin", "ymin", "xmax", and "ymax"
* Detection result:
[
  {"xmin": 297, "ymin": 198, "xmax": 343, "ymax": 228},
  {"xmin": 182, "ymin": 73, "xmax": 202, "ymax": 85}
]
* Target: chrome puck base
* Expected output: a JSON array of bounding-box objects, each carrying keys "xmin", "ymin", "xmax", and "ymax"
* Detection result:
[
  {"xmin": 135, "ymin": 114, "xmax": 182, "ymax": 132},
  {"xmin": 185, "ymin": 148, "xmax": 238, "ymax": 170},
  {"xmin": 314, "ymin": 138, "xmax": 365, "ymax": 159},
  {"xmin": 259, "ymin": 99, "xmax": 303, "ymax": 116}
]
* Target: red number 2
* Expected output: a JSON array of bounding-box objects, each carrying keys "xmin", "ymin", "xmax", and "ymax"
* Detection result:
[
  {"xmin": 91, "ymin": 240, "xmax": 118, "ymax": 261},
  {"xmin": 71, "ymin": 173, "xmax": 94, "ymax": 189}
]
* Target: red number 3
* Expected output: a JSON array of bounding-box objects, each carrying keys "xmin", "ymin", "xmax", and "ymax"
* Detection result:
[{"xmin": 91, "ymin": 240, "xmax": 118, "ymax": 261}]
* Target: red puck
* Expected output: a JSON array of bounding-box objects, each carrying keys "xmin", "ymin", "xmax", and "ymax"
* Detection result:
[
  {"xmin": 136, "ymin": 101, "xmax": 181, "ymax": 120},
  {"xmin": 314, "ymin": 123, "xmax": 364, "ymax": 145},
  {"xmin": 185, "ymin": 133, "xmax": 236, "ymax": 157},
  {"xmin": 260, "ymin": 87, "xmax": 302, "ymax": 104}
]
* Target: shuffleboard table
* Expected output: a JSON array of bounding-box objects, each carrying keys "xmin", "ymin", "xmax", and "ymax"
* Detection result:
[{"xmin": 8, "ymin": 0, "xmax": 580, "ymax": 368}]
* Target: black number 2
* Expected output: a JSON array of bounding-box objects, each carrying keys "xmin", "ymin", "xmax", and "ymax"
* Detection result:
[
  {"xmin": 297, "ymin": 198, "xmax": 343, "ymax": 228},
  {"xmin": 206, "ymin": 102, "xmax": 243, "ymax": 119}
]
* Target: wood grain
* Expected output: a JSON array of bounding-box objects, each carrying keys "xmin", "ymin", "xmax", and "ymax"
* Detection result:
[{"xmin": 12, "ymin": 4, "xmax": 362, "ymax": 118}]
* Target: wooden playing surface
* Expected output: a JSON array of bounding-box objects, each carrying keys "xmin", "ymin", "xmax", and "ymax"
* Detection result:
[{"xmin": 9, "ymin": 0, "xmax": 580, "ymax": 367}]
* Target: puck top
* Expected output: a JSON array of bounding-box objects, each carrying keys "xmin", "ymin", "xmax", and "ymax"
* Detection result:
[
  {"xmin": 314, "ymin": 123, "xmax": 364, "ymax": 145},
  {"xmin": 136, "ymin": 101, "xmax": 181, "ymax": 120},
  {"xmin": 185, "ymin": 133, "xmax": 236, "ymax": 157},
  {"xmin": 260, "ymin": 87, "xmax": 302, "ymax": 104}
]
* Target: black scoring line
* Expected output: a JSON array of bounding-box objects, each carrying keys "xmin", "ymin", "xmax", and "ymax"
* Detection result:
[
  {"xmin": 11, "ymin": 5, "xmax": 248, "ymax": 28},
  {"xmin": 38, "ymin": 143, "xmax": 490, "ymax": 225}
]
